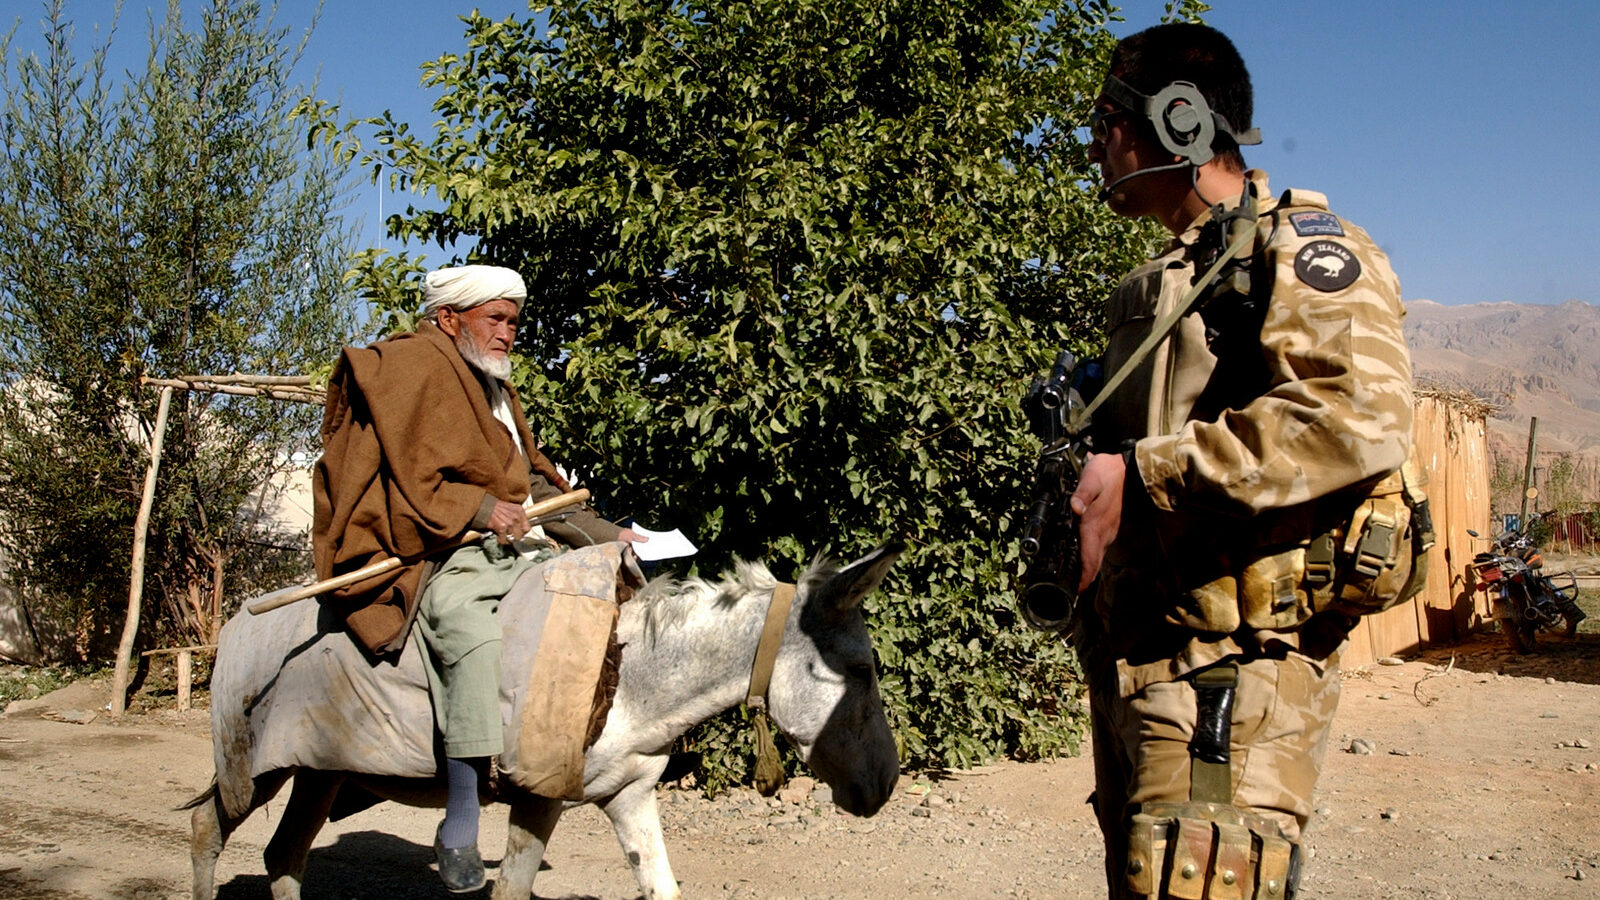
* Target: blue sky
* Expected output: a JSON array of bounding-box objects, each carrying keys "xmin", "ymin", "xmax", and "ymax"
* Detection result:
[{"xmin": 7, "ymin": 0, "xmax": 1598, "ymax": 306}]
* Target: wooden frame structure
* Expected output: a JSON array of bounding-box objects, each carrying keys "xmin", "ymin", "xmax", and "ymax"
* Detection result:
[{"xmin": 110, "ymin": 374, "xmax": 323, "ymax": 716}]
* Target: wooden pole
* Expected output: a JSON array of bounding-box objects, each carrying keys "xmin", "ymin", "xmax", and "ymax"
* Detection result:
[
  {"xmin": 139, "ymin": 372, "xmax": 315, "ymax": 386},
  {"xmin": 139, "ymin": 645, "xmax": 214, "ymax": 712},
  {"xmin": 176, "ymin": 649, "xmax": 193, "ymax": 712},
  {"xmin": 210, "ymin": 551, "xmax": 225, "ymax": 646},
  {"xmin": 1518, "ymin": 416, "xmax": 1539, "ymax": 526},
  {"xmin": 111, "ymin": 386, "xmax": 173, "ymax": 717},
  {"xmin": 138, "ymin": 377, "xmax": 322, "ymax": 404}
]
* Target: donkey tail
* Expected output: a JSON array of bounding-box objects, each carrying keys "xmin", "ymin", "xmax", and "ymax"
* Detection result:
[{"xmin": 178, "ymin": 777, "xmax": 217, "ymax": 811}]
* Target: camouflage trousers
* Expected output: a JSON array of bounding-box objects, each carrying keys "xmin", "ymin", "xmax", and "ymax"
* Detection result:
[{"xmin": 1087, "ymin": 650, "xmax": 1340, "ymax": 898}]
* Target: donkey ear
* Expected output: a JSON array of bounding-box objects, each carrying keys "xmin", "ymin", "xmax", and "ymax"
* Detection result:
[{"xmin": 816, "ymin": 540, "xmax": 905, "ymax": 614}]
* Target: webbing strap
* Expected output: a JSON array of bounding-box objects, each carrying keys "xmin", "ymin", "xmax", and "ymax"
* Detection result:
[
  {"xmin": 1190, "ymin": 753, "xmax": 1233, "ymax": 806},
  {"xmin": 745, "ymin": 582, "xmax": 796, "ymax": 709},
  {"xmin": 1070, "ymin": 194, "xmax": 1260, "ymax": 435},
  {"xmin": 1190, "ymin": 662, "xmax": 1239, "ymax": 805}
]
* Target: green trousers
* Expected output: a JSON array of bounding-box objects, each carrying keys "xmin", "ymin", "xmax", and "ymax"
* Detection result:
[{"xmin": 414, "ymin": 537, "xmax": 543, "ymax": 758}]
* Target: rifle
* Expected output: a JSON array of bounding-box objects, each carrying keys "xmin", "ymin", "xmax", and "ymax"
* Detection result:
[{"xmin": 1017, "ymin": 351, "xmax": 1094, "ymax": 633}]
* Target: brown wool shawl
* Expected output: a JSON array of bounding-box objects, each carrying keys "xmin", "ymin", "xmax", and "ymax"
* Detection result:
[{"xmin": 311, "ymin": 321, "xmax": 574, "ymax": 654}]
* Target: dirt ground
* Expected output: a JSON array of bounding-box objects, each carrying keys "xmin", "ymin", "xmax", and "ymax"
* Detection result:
[{"xmin": 3, "ymin": 627, "xmax": 1599, "ymax": 900}]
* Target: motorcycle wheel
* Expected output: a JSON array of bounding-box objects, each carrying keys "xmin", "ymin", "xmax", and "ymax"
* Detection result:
[
  {"xmin": 1497, "ymin": 591, "xmax": 1538, "ymax": 654},
  {"xmin": 1504, "ymin": 616, "xmax": 1537, "ymax": 654}
]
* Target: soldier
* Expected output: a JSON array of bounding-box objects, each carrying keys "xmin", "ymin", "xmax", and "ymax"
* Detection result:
[{"xmin": 1068, "ymin": 23, "xmax": 1414, "ymax": 899}]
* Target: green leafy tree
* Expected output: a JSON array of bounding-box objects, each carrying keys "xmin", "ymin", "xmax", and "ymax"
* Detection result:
[
  {"xmin": 1541, "ymin": 454, "xmax": 1584, "ymax": 515},
  {"xmin": 311, "ymin": 0, "xmax": 1172, "ymax": 778},
  {"xmin": 1489, "ymin": 454, "xmax": 1524, "ymax": 524},
  {"xmin": 0, "ymin": 0, "xmax": 360, "ymax": 659},
  {"xmin": 1533, "ymin": 454, "xmax": 1585, "ymax": 551}
]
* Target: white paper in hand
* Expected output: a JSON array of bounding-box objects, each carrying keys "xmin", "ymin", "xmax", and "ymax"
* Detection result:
[{"xmin": 628, "ymin": 524, "xmax": 697, "ymax": 562}]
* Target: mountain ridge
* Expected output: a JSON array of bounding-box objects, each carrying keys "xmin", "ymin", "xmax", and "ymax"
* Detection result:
[{"xmin": 1403, "ymin": 298, "xmax": 1600, "ymax": 502}]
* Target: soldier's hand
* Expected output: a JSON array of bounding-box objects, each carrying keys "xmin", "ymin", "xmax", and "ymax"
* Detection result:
[
  {"xmin": 1070, "ymin": 452, "xmax": 1126, "ymax": 593},
  {"xmin": 487, "ymin": 500, "xmax": 531, "ymax": 544}
]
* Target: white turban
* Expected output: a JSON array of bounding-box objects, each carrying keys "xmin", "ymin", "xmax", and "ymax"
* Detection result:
[{"xmin": 420, "ymin": 265, "xmax": 528, "ymax": 317}]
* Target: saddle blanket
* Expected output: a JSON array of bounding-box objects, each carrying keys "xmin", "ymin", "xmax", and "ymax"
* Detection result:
[{"xmin": 210, "ymin": 542, "xmax": 642, "ymax": 814}]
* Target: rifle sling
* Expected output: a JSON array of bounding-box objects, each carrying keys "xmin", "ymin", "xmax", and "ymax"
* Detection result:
[{"xmin": 1070, "ymin": 195, "xmax": 1260, "ymax": 435}]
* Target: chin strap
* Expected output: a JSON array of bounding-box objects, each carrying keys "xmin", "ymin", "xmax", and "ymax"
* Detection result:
[{"xmin": 1098, "ymin": 158, "xmax": 1195, "ymax": 202}]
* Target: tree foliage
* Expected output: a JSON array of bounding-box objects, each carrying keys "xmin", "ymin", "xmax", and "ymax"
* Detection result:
[
  {"xmin": 312, "ymin": 0, "xmax": 1171, "ymax": 776},
  {"xmin": 1488, "ymin": 453, "xmax": 1525, "ymax": 523},
  {"xmin": 1540, "ymin": 454, "xmax": 1585, "ymax": 518},
  {"xmin": 0, "ymin": 0, "xmax": 360, "ymax": 658},
  {"xmin": 1531, "ymin": 454, "xmax": 1586, "ymax": 552}
]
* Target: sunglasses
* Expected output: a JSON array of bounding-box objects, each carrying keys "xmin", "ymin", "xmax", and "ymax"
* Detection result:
[{"xmin": 1088, "ymin": 107, "xmax": 1130, "ymax": 143}]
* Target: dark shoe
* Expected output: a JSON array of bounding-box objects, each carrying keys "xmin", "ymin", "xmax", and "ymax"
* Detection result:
[{"xmin": 433, "ymin": 828, "xmax": 485, "ymax": 893}]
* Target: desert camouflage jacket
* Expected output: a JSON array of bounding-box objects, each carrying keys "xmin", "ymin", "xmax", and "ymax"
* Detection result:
[{"xmin": 1090, "ymin": 170, "xmax": 1413, "ymax": 690}]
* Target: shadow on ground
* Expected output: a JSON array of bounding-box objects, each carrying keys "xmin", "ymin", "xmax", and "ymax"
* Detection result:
[
  {"xmin": 211, "ymin": 829, "xmax": 586, "ymax": 900},
  {"xmin": 215, "ymin": 830, "xmax": 484, "ymax": 900},
  {"xmin": 1407, "ymin": 629, "xmax": 1600, "ymax": 685}
]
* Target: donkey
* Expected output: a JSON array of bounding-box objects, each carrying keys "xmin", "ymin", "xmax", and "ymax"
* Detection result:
[{"xmin": 189, "ymin": 542, "xmax": 903, "ymax": 900}]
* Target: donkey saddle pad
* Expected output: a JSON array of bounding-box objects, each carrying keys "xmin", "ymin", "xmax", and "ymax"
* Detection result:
[{"xmin": 216, "ymin": 542, "xmax": 643, "ymax": 807}]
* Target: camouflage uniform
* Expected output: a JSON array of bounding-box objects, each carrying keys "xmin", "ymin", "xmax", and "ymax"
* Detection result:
[{"xmin": 1081, "ymin": 170, "xmax": 1413, "ymax": 895}]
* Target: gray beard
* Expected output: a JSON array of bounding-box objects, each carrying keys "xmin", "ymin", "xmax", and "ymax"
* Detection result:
[{"xmin": 456, "ymin": 332, "xmax": 512, "ymax": 381}]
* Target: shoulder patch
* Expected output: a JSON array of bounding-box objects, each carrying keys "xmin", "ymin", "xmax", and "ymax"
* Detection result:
[
  {"xmin": 1294, "ymin": 241, "xmax": 1361, "ymax": 292},
  {"xmin": 1288, "ymin": 210, "xmax": 1344, "ymax": 237}
]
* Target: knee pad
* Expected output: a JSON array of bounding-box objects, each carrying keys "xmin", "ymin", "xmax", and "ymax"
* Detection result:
[{"xmin": 1125, "ymin": 801, "xmax": 1301, "ymax": 899}]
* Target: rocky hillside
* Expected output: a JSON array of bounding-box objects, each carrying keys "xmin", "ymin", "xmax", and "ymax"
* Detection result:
[{"xmin": 1404, "ymin": 299, "xmax": 1600, "ymax": 501}]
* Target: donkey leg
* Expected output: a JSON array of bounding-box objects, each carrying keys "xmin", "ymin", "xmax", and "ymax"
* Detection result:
[
  {"xmin": 191, "ymin": 770, "xmax": 289, "ymax": 900},
  {"xmin": 189, "ymin": 788, "xmax": 233, "ymax": 900},
  {"xmin": 598, "ymin": 776, "xmax": 680, "ymax": 900},
  {"xmin": 491, "ymin": 791, "xmax": 564, "ymax": 900},
  {"xmin": 189, "ymin": 787, "xmax": 230, "ymax": 900},
  {"xmin": 263, "ymin": 769, "xmax": 345, "ymax": 900}
]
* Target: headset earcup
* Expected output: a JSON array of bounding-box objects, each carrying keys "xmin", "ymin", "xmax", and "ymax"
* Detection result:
[{"xmin": 1149, "ymin": 81, "xmax": 1216, "ymax": 166}]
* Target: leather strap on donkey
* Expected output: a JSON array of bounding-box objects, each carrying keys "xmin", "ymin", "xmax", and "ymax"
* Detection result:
[{"xmin": 746, "ymin": 582, "xmax": 797, "ymax": 796}]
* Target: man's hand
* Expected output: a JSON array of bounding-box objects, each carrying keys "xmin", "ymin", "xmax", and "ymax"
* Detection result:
[
  {"xmin": 1070, "ymin": 452, "xmax": 1127, "ymax": 593},
  {"xmin": 487, "ymin": 500, "xmax": 531, "ymax": 544},
  {"xmin": 617, "ymin": 528, "xmax": 648, "ymax": 544}
]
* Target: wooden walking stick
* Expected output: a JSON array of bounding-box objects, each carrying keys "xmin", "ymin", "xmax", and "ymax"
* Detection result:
[{"xmin": 247, "ymin": 489, "xmax": 591, "ymax": 615}]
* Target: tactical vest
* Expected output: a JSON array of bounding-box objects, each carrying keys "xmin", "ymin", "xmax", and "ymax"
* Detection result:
[{"xmin": 1117, "ymin": 188, "xmax": 1434, "ymax": 634}]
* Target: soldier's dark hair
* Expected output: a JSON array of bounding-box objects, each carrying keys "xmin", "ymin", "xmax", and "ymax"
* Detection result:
[{"xmin": 1109, "ymin": 23, "xmax": 1253, "ymax": 172}]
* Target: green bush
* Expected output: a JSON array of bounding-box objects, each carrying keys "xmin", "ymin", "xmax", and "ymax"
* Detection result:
[{"xmin": 308, "ymin": 0, "xmax": 1183, "ymax": 781}]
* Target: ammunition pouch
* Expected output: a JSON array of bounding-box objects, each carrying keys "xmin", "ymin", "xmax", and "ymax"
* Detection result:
[
  {"xmin": 1177, "ymin": 455, "xmax": 1434, "ymax": 633},
  {"xmin": 1312, "ymin": 457, "xmax": 1433, "ymax": 619},
  {"xmin": 1127, "ymin": 802, "xmax": 1300, "ymax": 899}
]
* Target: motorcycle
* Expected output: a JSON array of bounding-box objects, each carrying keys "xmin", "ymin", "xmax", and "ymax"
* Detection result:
[{"xmin": 1468, "ymin": 511, "xmax": 1585, "ymax": 654}]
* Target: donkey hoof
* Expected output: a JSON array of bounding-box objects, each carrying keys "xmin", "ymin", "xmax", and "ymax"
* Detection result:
[{"xmin": 434, "ymin": 828, "xmax": 485, "ymax": 893}]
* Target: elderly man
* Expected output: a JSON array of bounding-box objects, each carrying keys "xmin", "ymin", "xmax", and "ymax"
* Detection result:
[{"xmin": 313, "ymin": 264, "xmax": 640, "ymax": 892}]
